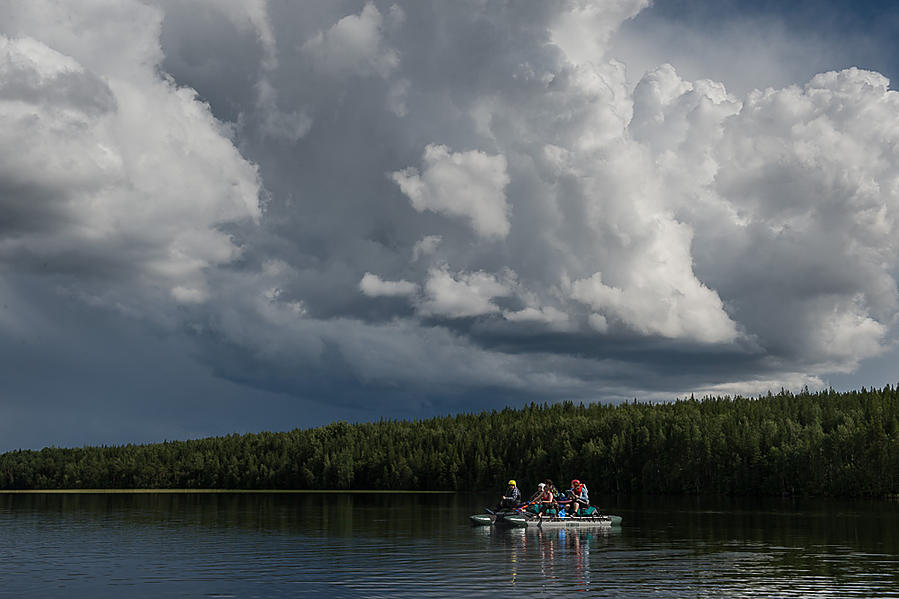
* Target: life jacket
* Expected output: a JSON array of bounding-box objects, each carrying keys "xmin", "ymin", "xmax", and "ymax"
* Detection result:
[{"xmin": 572, "ymin": 482, "xmax": 588, "ymax": 502}]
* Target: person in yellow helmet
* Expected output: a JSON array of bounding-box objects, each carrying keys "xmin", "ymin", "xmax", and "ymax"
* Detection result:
[{"xmin": 497, "ymin": 479, "xmax": 522, "ymax": 510}]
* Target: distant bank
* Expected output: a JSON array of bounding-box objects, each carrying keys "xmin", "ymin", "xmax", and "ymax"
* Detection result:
[
  {"xmin": 1, "ymin": 386, "xmax": 897, "ymax": 497},
  {"xmin": 0, "ymin": 489, "xmax": 452, "ymax": 494}
]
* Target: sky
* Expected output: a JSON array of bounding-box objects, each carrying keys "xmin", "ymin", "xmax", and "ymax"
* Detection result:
[{"xmin": 2, "ymin": 0, "xmax": 899, "ymax": 451}]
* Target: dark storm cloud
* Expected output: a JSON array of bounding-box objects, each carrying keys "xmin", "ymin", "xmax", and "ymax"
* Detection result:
[
  {"xmin": 175, "ymin": 1, "xmax": 899, "ymax": 394},
  {"xmin": 2, "ymin": 0, "xmax": 899, "ymax": 448}
]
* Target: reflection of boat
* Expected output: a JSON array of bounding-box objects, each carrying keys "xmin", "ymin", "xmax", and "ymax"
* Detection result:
[{"xmin": 470, "ymin": 509, "xmax": 622, "ymax": 528}]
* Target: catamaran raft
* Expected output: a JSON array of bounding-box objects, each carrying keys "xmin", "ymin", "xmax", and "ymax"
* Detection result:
[
  {"xmin": 470, "ymin": 509, "xmax": 622, "ymax": 528},
  {"xmin": 472, "ymin": 478, "xmax": 622, "ymax": 528}
]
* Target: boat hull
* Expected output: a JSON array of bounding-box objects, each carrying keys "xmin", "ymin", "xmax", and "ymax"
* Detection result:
[
  {"xmin": 521, "ymin": 514, "xmax": 621, "ymax": 528},
  {"xmin": 470, "ymin": 511, "xmax": 622, "ymax": 528},
  {"xmin": 469, "ymin": 514, "xmax": 494, "ymax": 526},
  {"xmin": 469, "ymin": 511, "xmax": 527, "ymax": 526}
]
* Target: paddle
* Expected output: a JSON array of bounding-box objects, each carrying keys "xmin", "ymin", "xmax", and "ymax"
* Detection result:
[{"xmin": 514, "ymin": 501, "xmax": 535, "ymax": 512}]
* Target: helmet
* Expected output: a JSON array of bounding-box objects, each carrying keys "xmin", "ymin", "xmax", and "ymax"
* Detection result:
[
  {"xmin": 508, "ymin": 479, "xmax": 516, "ymax": 486},
  {"xmin": 571, "ymin": 479, "xmax": 580, "ymax": 487},
  {"xmin": 538, "ymin": 482, "xmax": 546, "ymax": 488}
]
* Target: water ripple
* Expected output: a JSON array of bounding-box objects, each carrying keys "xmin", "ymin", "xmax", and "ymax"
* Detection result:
[{"xmin": 3, "ymin": 493, "xmax": 899, "ymax": 598}]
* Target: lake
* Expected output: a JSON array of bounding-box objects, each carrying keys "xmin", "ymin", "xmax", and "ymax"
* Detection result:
[{"xmin": 2, "ymin": 492, "xmax": 898, "ymax": 597}]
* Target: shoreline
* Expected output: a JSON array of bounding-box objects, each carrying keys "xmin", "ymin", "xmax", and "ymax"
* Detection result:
[{"xmin": 0, "ymin": 489, "xmax": 456, "ymax": 494}]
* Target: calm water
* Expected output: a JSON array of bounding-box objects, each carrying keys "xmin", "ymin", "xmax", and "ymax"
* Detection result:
[{"xmin": 2, "ymin": 492, "xmax": 898, "ymax": 597}]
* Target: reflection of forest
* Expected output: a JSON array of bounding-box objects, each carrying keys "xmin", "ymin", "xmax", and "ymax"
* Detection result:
[
  {"xmin": 1, "ymin": 387, "xmax": 898, "ymax": 497},
  {"xmin": 0, "ymin": 492, "xmax": 470, "ymax": 539},
  {"xmin": 618, "ymin": 495, "xmax": 899, "ymax": 556},
  {"xmin": 616, "ymin": 495, "xmax": 899, "ymax": 581}
]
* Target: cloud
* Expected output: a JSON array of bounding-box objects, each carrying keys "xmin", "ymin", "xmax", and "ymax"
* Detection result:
[
  {"xmin": 0, "ymin": 10, "xmax": 260, "ymax": 319},
  {"xmin": 155, "ymin": 0, "xmax": 278, "ymax": 70},
  {"xmin": 503, "ymin": 305, "xmax": 571, "ymax": 329},
  {"xmin": 4, "ymin": 0, "xmax": 899, "ymax": 447},
  {"xmin": 702, "ymin": 67, "xmax": 899, "ymax": 366},
  {"xmin": 301, "ymin": 2, "xmax": 400, "ymax": 78},
  {"xmin": 417, "ymin": 266, "xmax": 511, "ymax": 318},
  {"xmin": 411, "ymin": 235, "xmax": 442, "ymax": 262},
  {"xmin": 392, "ymin": 144, "xmax": 511, "ymax": 239},
  {"xmin": 570, "ymin": 260, "xmax": 738, "ymax": 344},
  {"xmin": 252, "ymin": 78, "xmax": 312, "ymax": 143},
  {"xmin": 359, "ymin": 272, "xmax": 418, "ymax": 297},
  {"xmin": 551, "ymin": 0, "xmax": 650, "ymax": 65}
]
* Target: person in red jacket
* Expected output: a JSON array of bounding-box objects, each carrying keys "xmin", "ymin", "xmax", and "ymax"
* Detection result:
[{"xmin": 569, "ymin": 479, "xmax": 589, "ymax": 515}]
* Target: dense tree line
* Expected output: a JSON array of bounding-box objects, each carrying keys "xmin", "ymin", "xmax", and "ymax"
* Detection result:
[{"xmin": 2, "ymin": 386, "xmax": 898, "ymax": 496}]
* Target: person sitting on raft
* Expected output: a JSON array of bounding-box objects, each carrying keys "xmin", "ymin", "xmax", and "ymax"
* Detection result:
[
  {"xmin": 535, "ymin": 482, "xmax": 556, "ymax": 515},
  {"xmin": 569, "ymin": 479, "xmax": 589, "ymax": 515},
  {"xmin": 526, "ymin": 481, "xmax": 559, "ymax": 514},
  {"xmin": 497, "ymin": 479, "xmax": 522, "ymax": 510},
  {"xmin": 544, "ymin": 479, "xmax": 561, "ymax": 500},
  {"xmin": 528, "ymin": 482, "xmax": 545, "ymax": 503}
]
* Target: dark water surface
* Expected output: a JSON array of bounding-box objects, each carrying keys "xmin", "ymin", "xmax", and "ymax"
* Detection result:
[{"xmin": 2, "ymin": 492, "xmax": 898, "ymax": 597}]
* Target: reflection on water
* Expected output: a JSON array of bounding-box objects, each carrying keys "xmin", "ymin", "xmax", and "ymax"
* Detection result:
[
  {"xmin": 485, "ymin": 525, "xmax": 617, "ymax": 592},
  {"xmin": 2, "ymin": 492, "xmax": 898, "ymax": 597},
  {"xmin": 467, "ymin": 523, "xmax": 613, "ymax": 592}
]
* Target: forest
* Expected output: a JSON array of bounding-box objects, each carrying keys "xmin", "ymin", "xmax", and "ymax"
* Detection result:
[{"xmin": 1, "ymin": 386, "xmax": 897, "ymax": 496}]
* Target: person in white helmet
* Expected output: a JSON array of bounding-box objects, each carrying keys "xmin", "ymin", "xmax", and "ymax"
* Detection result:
[{"xmin": 534, "ymin": 481, "xmax": 556, "ymax": 515}]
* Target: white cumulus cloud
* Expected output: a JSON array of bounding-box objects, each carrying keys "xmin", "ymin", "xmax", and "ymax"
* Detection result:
[
  {"xmin": 359, "ymin": 272, "xmax": 418, "ymax": 297},
  {"xmin": 392, "ymin": 144, "xmax": 511, "ymax": 239},
  {"xmin": 0, "ymin": 1, "xmax": 260, "ymax": 314},
  {"xmin": 417, "ymin": 266, "xmax": 510, "ymax": 318}
]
